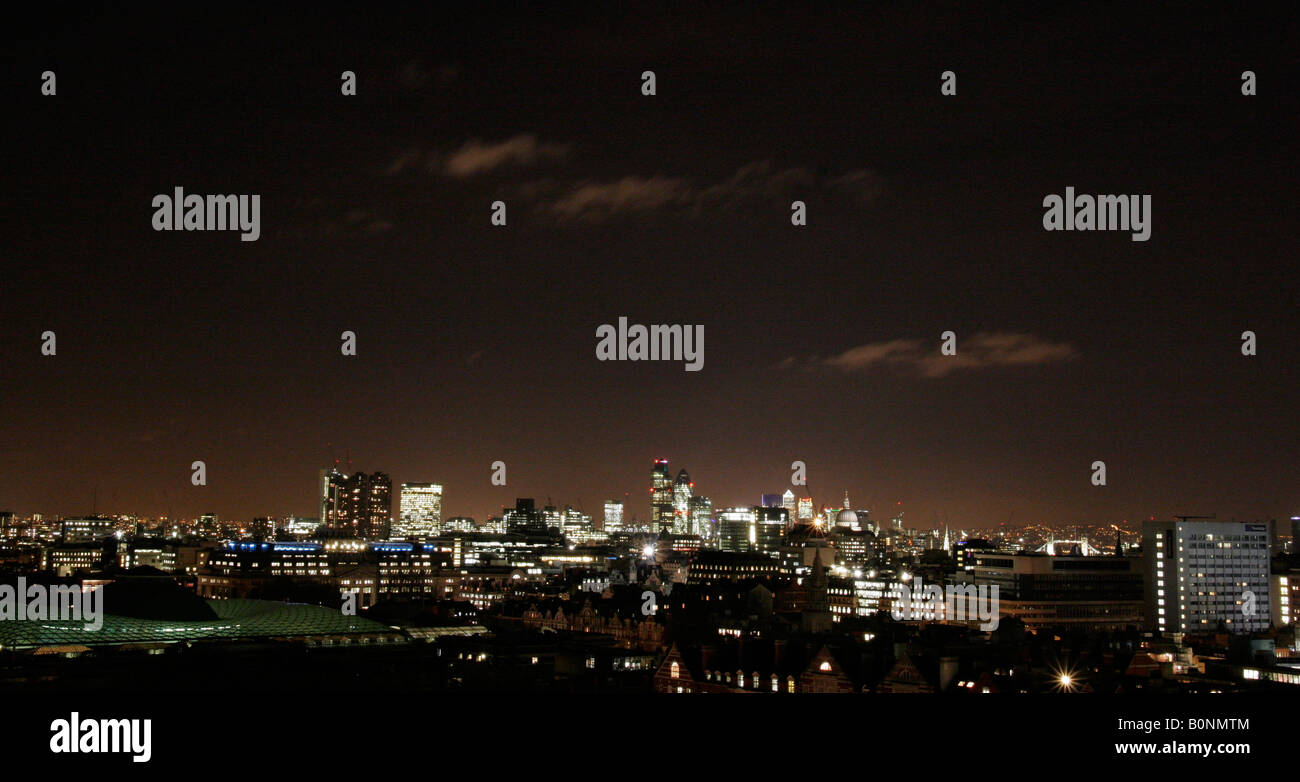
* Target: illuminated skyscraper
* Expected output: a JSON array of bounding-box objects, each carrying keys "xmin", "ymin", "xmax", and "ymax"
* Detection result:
[
  {"xmin": 563, "ymin": 506, "xmax": 594, "ymax": 542},
  {"xmin": 604, "ymin": 500, "xmax": 624, "ymax": 533},
  {"xmin": 395, "ymin": 483, "xmax": 442, "ymax": 539},
  {"xmin": 542, "ymin": 504, "xmax": 562, "ymax": 534},
  {"xmin": 651, "ymin": 459, "xmax": 673, "ymax": 532},
  {"xmin": 350, "ymin": 472, "xmax": 392, "ymax": 540},
  {"xmin": 797, "ymin": 497, "xmax": 814, "ymax": 523},
  {"xmin": 782, "ymin": 490, "xmax": 797, "ymax": 524},
  {"xmin": 1143, "ymin": 519, "xmax": 1272, "ymax": 635},
  {"xmin": 505, "ymin": 498, "xmax": 546, "ymax": 535},
  {"xmin": 754, "ymin": 506, "xmax": 789, "ymax": 556},
  {"xmin": 319, "ymin": 468, "xmax": 347, "ymax": 530},
  {"xmin": 673, "ymin": 469, "xmax": 693, "ymax": 534},
  {"xmin": 689, "ymin": 495, "xmax": 713, "ymax": 539},
  {"xmin": 718, "ymin": 507, "xmax": 757, "ymax": 553},
  {"xmin": 322, "ymin": 469, "xmax": 392, "ymax": 539}
]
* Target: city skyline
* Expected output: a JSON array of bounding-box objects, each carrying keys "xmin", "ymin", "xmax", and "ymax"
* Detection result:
[
  {"xmin": 2, "ymin": 452, "xmax": 1292, "ymax": 534},
  {"xmin": 3, "ymin": 8, "xmax": 1295, "ymax": 537},
  {"xmin": 3, "ymin": 5, "xmax": 1298, "ymax": 755}
]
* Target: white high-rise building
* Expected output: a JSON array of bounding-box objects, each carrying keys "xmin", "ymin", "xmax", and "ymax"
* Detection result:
[
  {"xmin": 1144, "ymin": 520, "xmax": 1272, "ymax": 634},
  {"xmin": 542, "ymin": 505, "xmax": 562, "ymax": 534},
  {"xmin": 395, "ymin": 483, "xmax": 442, "ymax": 539},
  {"xmin": 563, "ymin": 506, "xmax": 594, "ymax": 542},
  {"xmin": 604, "ymin": 500, "xmax": 624, "ymax": 533},
  {"xmin": 690, "ymin": 496, "xmax": 713, "ymax": 539},
  {"xmin": 673, "ymin": 469, "xmax": 693, "ymax": 534}
]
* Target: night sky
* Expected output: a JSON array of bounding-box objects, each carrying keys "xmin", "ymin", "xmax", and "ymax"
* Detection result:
[{"xmin": 2, "ymin": 5, "xmax": 1296, "ymax": 527}]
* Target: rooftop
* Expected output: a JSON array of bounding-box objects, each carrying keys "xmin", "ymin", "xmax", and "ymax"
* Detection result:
[{"xmin": 0, "ymin": 598, "xmax": 395, "ymax": 650}]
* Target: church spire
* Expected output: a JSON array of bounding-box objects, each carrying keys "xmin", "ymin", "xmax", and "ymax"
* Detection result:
[{"xmin": 806, "ymin": 546, "xmax": 830, "ymax": 616}]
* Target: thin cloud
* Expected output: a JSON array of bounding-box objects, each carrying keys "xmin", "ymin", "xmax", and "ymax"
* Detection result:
[
  {"xmin": 386, "ymin": 134, "xmax": 570, "ymax": 177},
  {"xmin": 550, "ymin": 175, "xmax": 696, "ymax": 220},
  {"xmin": 381, "ymin": 143, "xmax": 883, "ymax": 222},
  {"xmin": 803, "ymin": 332, "xmax": 1077, "ymax": 377},
  {"xmin": 822, "ymin": 338, "xmax": 921, "ymax": 371},
  {"xmin": 536, "ymin": 160, "xmax": 883, "ymax": 222},
  {"xmin": 444, "ymin": 135, "xmax": 570, "ymax": 177}
]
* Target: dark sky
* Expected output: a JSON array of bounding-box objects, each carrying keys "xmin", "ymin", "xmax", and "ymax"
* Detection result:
[{"xmin": 2, "ymin": 4, "xmax": 1296, "ymax": 527}]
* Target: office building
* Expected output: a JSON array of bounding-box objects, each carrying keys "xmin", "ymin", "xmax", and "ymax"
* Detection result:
[
  {"xmin": 754, "ymin": 506, "xmax": 789, "ymax": 557},
  {"xmin": 395, "ymin": 483, "xmax": 443, "ymax": 539},
  {"xmin": 604, "ymin": 500, "xmax": 624, "ymax": 533},
  {"xmin": 562, "ymin": 506, "xmax": 594, "ymax": 542},
  {"xmin": 717, "ymin": 507, "xmax": 757, "ymax": 553},
  {"xmin": 1143, "ymin": 520, "xmax": 1271, "ymax": 635},
  {"xmin": 318, "ymin": 470, "xmax": 393, "ymax": 540},
  {"xmin": 689, "ymin": 495, "xmax": 713, "ymax": 539},
  {"xmin": 673, "ymin": 469, "xmax": 693, "ymax": 534},
  {"xmin": 972, "ymin": 551, "xmax": 1144, "ymax": 631},
  {"xmin": 504, "ymin": 498, "xmax": 547, "ymax": 536},
  {"xmin": 61, "ymin": 516, "xmax": 115, "ymax": 543},
  {"xmin": 651, "ymin": 459, "xmax": 674, "ymax": 532}
]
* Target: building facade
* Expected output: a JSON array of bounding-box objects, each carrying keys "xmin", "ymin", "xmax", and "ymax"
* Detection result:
[{"xmin": 1143, "ymin": 520, "xmax": 1272, "ymax": 635}]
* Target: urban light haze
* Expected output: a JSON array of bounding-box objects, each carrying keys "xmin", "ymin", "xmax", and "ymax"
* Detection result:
[
  {"xmin": 4, "ymin": 7, "xmax": 1294, "ymax": 529},
  {"xmin": 1, "ymin": 5, "xmax": 1296, "ymax": 764}
]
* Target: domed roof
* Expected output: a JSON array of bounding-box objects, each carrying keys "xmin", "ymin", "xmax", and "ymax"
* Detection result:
[{"xmin": 835, "ymin": 508, "xmax": 858, "ymax": 527}]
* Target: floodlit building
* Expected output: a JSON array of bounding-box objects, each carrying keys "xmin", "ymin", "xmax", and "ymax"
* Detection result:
[
  {"xmin": 673, "ymin": 469, "xmax": 693, "ymax": 534},
  {"xmin": 562, "ymin": 506, "xmax": 594, "ymax": 543},
  {"xmin": 717, "ymin": 507, "xmax": 757, "ymax": 553},
  {"xmin": 651, "ymin": 460, "xmax": 674, "ymax": 532},
  {"xmin": 604, "ymin": 500, "xmax": 624, "ymax": 533},
  {"xmin": 1143, "ymin": 520, "xmax": 1271, "ymax": 635},
  {"xmin": 321, "ymin": 470, "xmax": 392, "ymax": 540},
  {"xmin": 689, "ymin": 496, "xmax": 713, "ymax": 539},
  {"xmin": 395, "ymin": 483, "xmax": 443, "ymax": 539}
]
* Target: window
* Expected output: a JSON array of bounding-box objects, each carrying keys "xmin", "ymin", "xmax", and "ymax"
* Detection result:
[{"xmin": 670, "ymin": 661, "xmax": 679, "ymax": 679}]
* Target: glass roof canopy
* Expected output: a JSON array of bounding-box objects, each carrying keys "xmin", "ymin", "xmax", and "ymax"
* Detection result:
[{"xmin": 0, "ymin": 598, "xmax": 397, "ymax": 650}]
